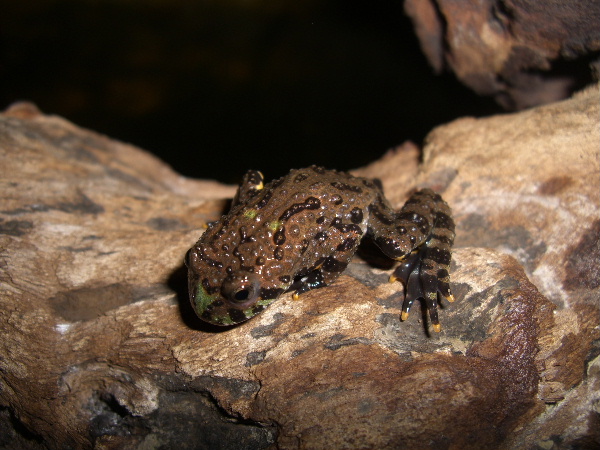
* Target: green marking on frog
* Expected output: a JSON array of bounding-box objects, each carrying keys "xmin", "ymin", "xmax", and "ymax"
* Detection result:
[
  {"xmin": 194, "ymin": 284, "xmax": 217, "ymax": 315},
  {"xmin": 268, "ymin": 221, "xmax": 282, "ymax": 231},
  {"xmin": 244, "ymin": 209, "xmax": 258, "ymax": 219}
]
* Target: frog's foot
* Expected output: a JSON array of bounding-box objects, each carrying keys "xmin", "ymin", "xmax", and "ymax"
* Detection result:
[
  {"xmin": 389, "ymin": 246, "xmax": 453, "ymax": 332},
  {"xmin": 290, "ymin": 269, "xmax": 327, "ymax": 299}
]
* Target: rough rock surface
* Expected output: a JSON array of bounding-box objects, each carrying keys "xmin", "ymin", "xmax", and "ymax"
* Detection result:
[
  {"xmin": 1, "ymin": 85, "xmax": 598, "ymax": 450},
  {"xmin": 404, "ymin": 0, "xmax": 600, "ymax": 109}
]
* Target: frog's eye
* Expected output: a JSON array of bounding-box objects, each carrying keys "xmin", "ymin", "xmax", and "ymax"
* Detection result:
[
  {"xmin": 221, "ymin": 273, "xmax": 260, "ymax": 306},
  {"xmin": 184, "ymin": 248, "xmax": 193, "ymax": 267}
]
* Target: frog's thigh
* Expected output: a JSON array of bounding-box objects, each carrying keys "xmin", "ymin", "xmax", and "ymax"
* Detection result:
[
  {"xmin": 369, "ymin": 190, "xmax": 438, "ymax": 259},
  {"xmin": 320, "ymin": 249, "xmax": 355, "ymax": 285}
]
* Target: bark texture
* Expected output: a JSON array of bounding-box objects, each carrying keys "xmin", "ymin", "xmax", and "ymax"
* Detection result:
[
  {"xmin": 1, "ymin": 85, "xmax": 598, "ymax": 449},
  {"xmin": 404, "ymin": 0, "xmax": 600, "ymax": 109}
]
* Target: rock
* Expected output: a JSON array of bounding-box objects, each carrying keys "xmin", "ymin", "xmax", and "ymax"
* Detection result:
[
  {"xmin": 404, "ymin": 0, "xmax": 600, "ymax": 109},
  {"xmin": 0, "ymin": 85, "xmax": 598, "ymax": 450}
]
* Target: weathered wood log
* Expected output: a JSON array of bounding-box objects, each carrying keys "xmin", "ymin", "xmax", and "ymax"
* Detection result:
[
  {"xmin": 405, "ymin": 0, "xmax": 600, "ymax": 109},
  {"xmin": 1, "ymin": 85, "xmax": 598, "ymax": 449}
]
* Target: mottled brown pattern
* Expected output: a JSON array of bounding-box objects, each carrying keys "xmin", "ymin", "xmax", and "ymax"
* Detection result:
[
  {"xmin": 186, "ymin": 166, "xmax": 455, "ymax": 329},
  {"xmin": 404, "ymin": 0, "xmax": 599, "ymax": 109}
]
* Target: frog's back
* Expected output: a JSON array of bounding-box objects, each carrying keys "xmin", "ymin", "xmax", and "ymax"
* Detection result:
[
  {"xmin": 222, "ymin": 165, "xmax": 379, "ymax": 277},
  {"xmin": 239, "ymin": 166, "xmax": 379, "ymax": 224}
]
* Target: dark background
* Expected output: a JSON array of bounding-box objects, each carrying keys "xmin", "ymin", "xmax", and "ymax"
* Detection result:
[{"xmin": 1, "ymin": 0, "xmax": 500, "ymax": 183}]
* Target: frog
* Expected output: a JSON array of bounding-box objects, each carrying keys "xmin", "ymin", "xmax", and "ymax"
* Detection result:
[{"xmin": 185, "ymin": 165, "xmax": 455, "ymax": 332}]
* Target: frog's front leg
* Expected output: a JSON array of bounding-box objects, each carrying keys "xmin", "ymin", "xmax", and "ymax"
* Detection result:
[
  {"xmin": 368, "ymin": 188, "xmax": 455, "ymax": 332},
  {"xmin": 289, "ymin": 253, "xmax": 354, "ymax": 299},
  {"xmin": 230, "ymin": 169, "xmax": 265, "ymax": 209},
  {"xmin": 289, "ymin": 228, "xmax": 361, "ymax": 300}
]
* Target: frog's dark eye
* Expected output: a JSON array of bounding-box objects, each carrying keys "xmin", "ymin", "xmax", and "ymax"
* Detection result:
[
  {"xmin": 221, "ymin": 273, "xmax": 260, "ymax": 305},
  {"xmin": 184, "ymin": 248, "xmax": 193, "ymax": 267}
]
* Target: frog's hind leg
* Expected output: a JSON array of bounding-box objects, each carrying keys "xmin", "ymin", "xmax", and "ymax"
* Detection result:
[
  {"xmin": 390, "ymin": 239, "xmax": 454, "ymax": 332},
  {"xmin": 370, "ymin": 188, "xmax": 455, "ymax": 331}
]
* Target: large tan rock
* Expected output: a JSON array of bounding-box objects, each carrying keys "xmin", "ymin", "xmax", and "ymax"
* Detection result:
[
  {"xmin": 404, "ymin": 0, "xmax": 600, "ymax": 109},
  {"xmin": 0, "ymin": 85, "xmax": 598, "ymax": 449}
]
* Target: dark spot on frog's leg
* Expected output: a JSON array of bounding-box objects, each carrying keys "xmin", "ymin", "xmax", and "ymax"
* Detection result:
[
  {"xmin": 337, "ymin": 237, "xmax": 356, "ymax": 252},
  {"xmin": 373, "ymin": 236, "xmax": 411, "ymax": 260},
  {"xmin": 436, "ymin": 268, "xmax": 452, "ymax": 299},
  {"xmin": 350, "ymin": 207, "xmax": 363, "ymax": 224},
  {"xmin": 310, "ymin": 165, "xmax": 326, "ymax": 174},
  {"xmin": 434, "ymin": 210, "xmax": 454, "ymax": 233},
  {"xmin": 367, "ymin": 202, "xmax": 395, "ymax": 226},
  {"xmin": 396, "ymin": 211, "xmax": 430, "ymax": 235},
  {"xmin": 423, "ymin": 241, "xmax": 452, "ymax": 266}
]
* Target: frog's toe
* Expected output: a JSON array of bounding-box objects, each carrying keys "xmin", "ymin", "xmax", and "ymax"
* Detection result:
[
  {"xmin": 436, "ymin": 267, "xmax": 453, "ymax": 301},
  {"xmin": 392, "ymin": 248, "xmax": 451, "ymax": 332},
  {"xmin": 388, "ymin": 251, "xmax": 419, "ymax": 284}
]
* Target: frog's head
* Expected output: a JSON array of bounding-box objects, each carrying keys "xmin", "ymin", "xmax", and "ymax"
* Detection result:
[{"xmin": 185, "ymin": 246, "xmax": 282, "ymax": 326}]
